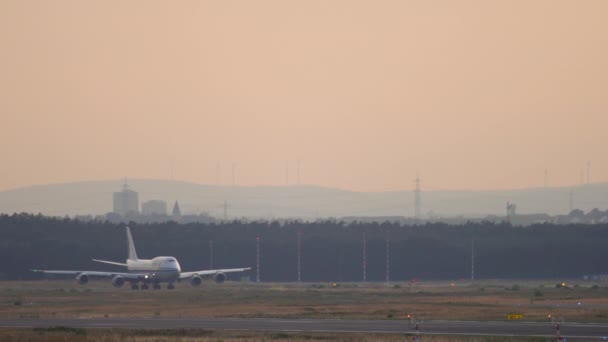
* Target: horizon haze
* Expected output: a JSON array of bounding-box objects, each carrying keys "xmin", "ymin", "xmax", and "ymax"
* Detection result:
[
  {"xmin": 1, "ymin": 178, "xmax": 607, "ymax": 218},
  {"xmin": 1, "ymin": 0, "xmax": 607, "ymax": 192}
]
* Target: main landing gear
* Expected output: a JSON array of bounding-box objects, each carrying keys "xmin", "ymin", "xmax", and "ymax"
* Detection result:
[{"xmin": 130, "ymin": 283, "xmax": 175, "ymax": 290}]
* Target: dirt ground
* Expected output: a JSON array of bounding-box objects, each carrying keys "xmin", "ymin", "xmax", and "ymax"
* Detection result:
[
  {"xmin": 0, "ymin": 327, "xmax": 550, "ymax": 342},
  {"xmin": 1, "ymin": 279, "xmax": 607, "ymax": 324}
]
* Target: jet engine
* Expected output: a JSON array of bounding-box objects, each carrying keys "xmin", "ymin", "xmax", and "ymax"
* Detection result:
[
  {"xmin": 213, "ymin": 272, "xmax": 226, "ymax": 284},
  {"xmin": 112, "ymin": 275, "xmax": 125, "ymax": 288},
  {"xmin": 76, "ymin": 273, "xmax": 89, "ymax": 285},
  {"xmin": 190, "ymin": 275, "xmax": 202, "ymax": 286}
]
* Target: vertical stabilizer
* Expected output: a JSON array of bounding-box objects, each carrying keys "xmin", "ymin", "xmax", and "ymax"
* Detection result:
[{"xmin": 126, "ymin": 226, "xmax": 138, "ymax": 260}]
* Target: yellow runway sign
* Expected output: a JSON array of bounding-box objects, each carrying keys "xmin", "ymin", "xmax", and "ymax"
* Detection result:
[{"xmin": 507, "ymin": 314, "xmax": 524, "ymax": 320}]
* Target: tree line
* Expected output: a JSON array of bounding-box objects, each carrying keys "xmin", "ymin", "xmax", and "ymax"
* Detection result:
[{"xmin": 1, "ymin": 213, "xmax": 607, "ymax": 282}]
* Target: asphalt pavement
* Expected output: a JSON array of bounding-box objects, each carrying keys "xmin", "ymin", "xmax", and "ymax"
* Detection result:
[{"xmin": 1, "ymin": 317, "xmax": 607, "ymax": 339}]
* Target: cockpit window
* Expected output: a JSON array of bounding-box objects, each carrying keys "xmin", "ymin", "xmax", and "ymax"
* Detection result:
[{"xmin": 168, "ymin": 260, "xmax": 175, "ymax": 262}]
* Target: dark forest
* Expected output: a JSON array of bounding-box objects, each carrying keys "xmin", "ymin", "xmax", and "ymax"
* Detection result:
[{"xmin": 1, "ymin": 214, "xmax": 606, "ymax": 282}]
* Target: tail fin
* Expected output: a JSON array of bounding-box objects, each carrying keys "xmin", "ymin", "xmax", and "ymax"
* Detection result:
[{"xmin": 126, "ymin": 226, "xmax": 138, "ymax": 260}]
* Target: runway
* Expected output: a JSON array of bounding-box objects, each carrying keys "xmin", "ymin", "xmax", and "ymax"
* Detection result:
[{"xmin": 1, "ymin": 317, "xmax": 607, "ymax": 339}]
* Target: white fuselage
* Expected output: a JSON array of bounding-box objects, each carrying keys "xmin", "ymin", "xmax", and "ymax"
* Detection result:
[{"xmin": 126, "ymin": 256, "xmax": 181, "ymax": 283}]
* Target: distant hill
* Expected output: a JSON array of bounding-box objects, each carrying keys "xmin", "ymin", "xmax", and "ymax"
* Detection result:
[{"xmin": 0, "ymin": 179, "xmax": 606, "ymax": 218}]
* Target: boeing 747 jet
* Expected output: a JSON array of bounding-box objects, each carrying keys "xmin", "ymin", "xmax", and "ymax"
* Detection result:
[{"xmin": 33, "ymin": 226, "xmax": 251, "ymax": 290}]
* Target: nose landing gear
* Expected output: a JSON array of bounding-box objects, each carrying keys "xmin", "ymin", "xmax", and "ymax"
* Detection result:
[{"xmin": 167, "ymin": 283, "xmax": 175, "ymax": 290}]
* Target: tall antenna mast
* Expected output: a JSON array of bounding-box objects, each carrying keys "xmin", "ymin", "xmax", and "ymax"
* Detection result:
[
  {"xmin": 362, "ymin": 232, "xmax": 367, "ymax": 282},
  {"xmin": 385, "ymin": 231, "xmax": 390, "ymax": 284},
  {"xmin": 297, "ymin": 229, "xmax": 302, "ymax": 282},
  {"xmin": 223, "ymin": 201, "xmax": 228, "ymax": 221},
  {"xmin": 256, "ymin": 236, "xmax": 261, "ymax": 282},
  {"xmin": 414, "ymin": 175, "xmax": 422, "ymax": 220}
]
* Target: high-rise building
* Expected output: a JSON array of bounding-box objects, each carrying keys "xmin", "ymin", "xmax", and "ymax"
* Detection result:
[
  {"xmin": 142, "ymin": 200, "xmax": 167, "ymax": 216},
  {"xmin": 113, "ymin": 184, "xmax": 139, "ymax": 216}
]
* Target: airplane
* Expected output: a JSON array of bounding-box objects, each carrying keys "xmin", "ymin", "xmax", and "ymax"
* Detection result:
[{"xmin": 32, "ymin": 226, "xmax": 251, "ymax": 290}]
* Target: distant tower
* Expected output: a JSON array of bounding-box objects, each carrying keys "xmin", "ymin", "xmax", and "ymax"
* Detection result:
[
  {"xmin": 172, "ymin": 201, "xmax": 181, "ymax": 218},
  {"xmin": 506, "ymin": 202, "xmax": 516, "ymax": 222},
  {"xmin": 413, "ymin": 175, "xmax": 422, "ymax": 220},
  {"xmin": 113, "ymin": 183, "xmax": 139, "ymax": 217}
]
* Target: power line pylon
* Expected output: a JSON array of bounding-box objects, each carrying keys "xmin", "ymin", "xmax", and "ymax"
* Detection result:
[{"xmin": 222, "ymin": 201, "xmax": 229, "ymax": 221}]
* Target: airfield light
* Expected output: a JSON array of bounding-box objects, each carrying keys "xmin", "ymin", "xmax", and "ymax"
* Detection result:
[{"xmin": 561, "ymin": 282, "xmax": 566, "ymax": 287}]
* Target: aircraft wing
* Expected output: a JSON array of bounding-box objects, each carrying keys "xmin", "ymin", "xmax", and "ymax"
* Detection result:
[
  {"xmin": 31, "ymin": 269, "xmax": 142, "ymax": 280},
  {"xmin": 179, "ymin": 267, "xmax": 251, "ymax": 279},
  {"xmin": 92, "ymin": 259, "xmax": 129, "ymax": 267}
]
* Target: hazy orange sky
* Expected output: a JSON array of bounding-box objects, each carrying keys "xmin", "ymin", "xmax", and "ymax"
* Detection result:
[{"xmin": 1, "ymin": 0, "xmax": 607, "ymax": 192}]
